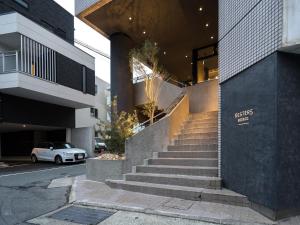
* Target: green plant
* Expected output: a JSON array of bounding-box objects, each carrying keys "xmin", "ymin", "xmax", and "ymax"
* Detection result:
[
  {"xmin": 129, "ymin": 40, "xmax": 167, "ymax": 124},
  {"xmin": 98, "ymin": 97, "xmax": 138, "ymax": 154}
]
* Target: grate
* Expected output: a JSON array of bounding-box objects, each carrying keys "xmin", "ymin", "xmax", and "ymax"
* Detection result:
[{"xmin": 49, "ymin": 206, "xmax": 114, "ymax": 225}]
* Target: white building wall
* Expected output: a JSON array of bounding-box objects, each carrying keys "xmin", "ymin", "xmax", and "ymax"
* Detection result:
[
  {"xmin": 0, "ymin": 12, "xmax": 94, "ymax": 70},
  {"xmin": 282, "ymin": 0, "xmax": 300, "ymax": 50},
  {"xmin": 75, "ymin": 77, "xmax": 109, "ymax": 128}
]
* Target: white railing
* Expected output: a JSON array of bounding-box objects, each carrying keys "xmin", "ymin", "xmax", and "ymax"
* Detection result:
[{"xmin": 0, "ymin": 35, "xmax": 57, "ymax": 83}]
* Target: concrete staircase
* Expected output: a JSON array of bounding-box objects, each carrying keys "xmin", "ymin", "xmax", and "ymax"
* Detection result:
[{"xmin": 106, "ymin": 111, "xmax": 249, "ymax": 206}]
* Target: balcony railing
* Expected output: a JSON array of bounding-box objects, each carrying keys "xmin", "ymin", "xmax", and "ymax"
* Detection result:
[
  {"xmin": 0, "ymin": 35, "xmax": 57, "ymax": 83},
  {"xmin": 0, "ymin": 51, "xmax": 20, "ymax": 73}
]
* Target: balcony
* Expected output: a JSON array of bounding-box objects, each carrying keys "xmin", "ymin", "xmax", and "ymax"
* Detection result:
[{"xmin": 0, "ymin": 35, "xmax": 94, "ymax": 109}]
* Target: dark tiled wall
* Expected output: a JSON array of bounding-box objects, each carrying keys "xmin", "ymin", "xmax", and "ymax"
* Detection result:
[
  {"xmin": 221, "ymin": 53, "xmax": 278, "ymax": 210},
  {"xmin": 0, "ymin": 0, "xmax": 74, "ymax": 43},
  {"xmin": 221, "ymin": 52, "xmax": 300, "ymax": 218},
  {"xmin": 56, "ymin": 53, "xmax": 95, "ymax": 96},
  {"xmin": 0, "ymin": 94, "xmax": 75, "ymax": 128},
  {"xmin": 276, "ymin": 52, "xmax": 300, "ymax": 213}
]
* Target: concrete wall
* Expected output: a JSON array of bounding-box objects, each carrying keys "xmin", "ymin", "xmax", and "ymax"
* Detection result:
[
  {"xmin": 71, "ymin": 127, "xmax": 94, "ymax": 157},
  {"xmin": 86, "ymin": 158, "xmax": 125, "ymax": 182},
  {"xmin": 134, "ymin": 78, "xmax": 183, "ymax": 110},
  {"xmin": 187, "ymin": 79, "xmax": 219, "ymax": 113},
  {"xmin": 283, "ymin": 0, "xmax": 300, "ymax": 47},
  {"xmin": 124, "ymin": 94, "xmax": 189, "ymax": 173}
]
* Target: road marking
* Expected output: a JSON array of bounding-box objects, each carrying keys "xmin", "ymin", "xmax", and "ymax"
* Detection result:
[{"xmin": 0, "ymin": 164, "xmax": 84, "ymax": 178}]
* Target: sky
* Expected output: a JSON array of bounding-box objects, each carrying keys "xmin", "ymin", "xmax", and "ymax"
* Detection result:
[{"xmin": 54, "ymin": 0, "xmax": 111, "ymax": 84}]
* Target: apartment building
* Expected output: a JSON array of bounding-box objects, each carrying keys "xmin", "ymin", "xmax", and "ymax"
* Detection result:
[{"xmin": 0, "ymin": 0, "xmax": 96, "ymax": 157}]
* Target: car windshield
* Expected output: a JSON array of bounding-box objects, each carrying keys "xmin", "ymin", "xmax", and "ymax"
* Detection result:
[
  {"xmin": 95, "ymin": 138, "xmax": 103, "ymax": 143},
  {"xmin": 53, "ymin": 142, "xmax": 75, "ymax": 149}
]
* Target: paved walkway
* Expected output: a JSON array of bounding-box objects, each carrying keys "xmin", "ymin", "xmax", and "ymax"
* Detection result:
[
  {"xmin": 70, "ymin": 177, "xmax": 275, "ymax": 225},
  {"xmin": 28, "ymin": 176, "xmax": 300, "ymax": 225}
]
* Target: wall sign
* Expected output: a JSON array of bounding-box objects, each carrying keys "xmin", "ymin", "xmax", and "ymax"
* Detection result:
[{"xmin": 234, "ymin": 109, "xmax": 254, "ymax": 126}]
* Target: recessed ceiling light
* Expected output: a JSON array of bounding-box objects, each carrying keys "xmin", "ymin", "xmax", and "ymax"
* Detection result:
[
  {"xmin": 211, "ymin": 36, "xmax": 214, "ymax": 39},
  {"xmin": 205, "ymin": 23, "xmax": 209, "ymax": 27},
  {"xmin": 129, "ymin": 17, "xmax": 132, "ymax": 21},
  {"xmin": 163, "ymin": 51, "xmax": 166, "ymax": 55},
  {"xmin": 191, "ymin": 62, "xmax": 193, "ymax": 65},
  {"xmin": 22, "ymin": 124, "xmax": 26, "ymax": 128},
  {"xmin": 199, "ymin": 7, "xmax": 203, "ymax": 11},
  {"xmin": 154, "ymin": 42, "xmax": 158, "ymax": 46},
  {"xmin": 185, "ymin": 55, "xmax": 188, "ymax": 58},
  {"xmin": 143, "ymin": 31, "xmax": 146, "ymax": 35}
]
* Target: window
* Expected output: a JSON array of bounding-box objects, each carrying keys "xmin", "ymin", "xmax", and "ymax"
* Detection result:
[
  {"xmin": 14, "ymin": 0, "xmax": 29, "ymax": 9},
  {"xmin": 95, "ymin": 84, "xmax": 98, "ymax": 95},
  {"xmin": 90, "ymin": 108, "xmax": 98, "ymax": 118}
]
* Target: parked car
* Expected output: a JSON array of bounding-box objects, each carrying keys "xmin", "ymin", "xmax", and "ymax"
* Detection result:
[
  {"xmin": 94, "ymin": 137, "xmax": 107, "ymax": 153},
  {"xmin": 31, "ymin": 142, "xmax": 88, "ymax": 165}
]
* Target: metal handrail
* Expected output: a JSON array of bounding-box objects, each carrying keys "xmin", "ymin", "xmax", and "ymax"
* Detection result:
[
  {"xmin": 132, "ymin": 74, "xmax": 187, "ymax": 88},
  {"xmin": 133, "ymin": 91, "xmax": 186, "ymax": 133}
]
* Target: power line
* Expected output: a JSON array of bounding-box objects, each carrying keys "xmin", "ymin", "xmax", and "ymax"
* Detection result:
[{"xmin": 74, "ymin": 39, "xmax": 110, "ymax": 59}]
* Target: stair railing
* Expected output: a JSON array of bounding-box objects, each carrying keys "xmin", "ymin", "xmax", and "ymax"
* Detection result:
[{"xmin": 133, "ymin": 90, "xmax": 186, "ymax": 134}]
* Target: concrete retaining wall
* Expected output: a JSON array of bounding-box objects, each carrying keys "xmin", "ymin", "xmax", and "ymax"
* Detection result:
[
  {"xmin": 133, "ymin": 78, "xmax": 183, "ymax": 110},
  {"xmin": 187, "ymin": 79, "xmax": 219, "ymax": 113},
  {"xmin": 86, "ymin": 158, "xmax": 125, "ymax": 182},
  {"xmin": 124, "ymin": 94, "xmax": 189, "ymax": 173}
]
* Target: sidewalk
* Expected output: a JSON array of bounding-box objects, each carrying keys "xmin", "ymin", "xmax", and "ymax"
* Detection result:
[
  {"xmin": 28, "ymin": 176, "xmax": 300, "ymax": 225},
  {"xmin": 70, "ymin": 177, "xmax": 275, "ymax": 225}
]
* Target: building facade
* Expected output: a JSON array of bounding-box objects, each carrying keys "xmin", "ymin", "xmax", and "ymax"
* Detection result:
[
  {"xmin": 74, "ymin": 77, "xmax": 110, "ymax": 154},
  {"xmin": 76, "ymin": 0, "xmax": 299, "ymax": 220},
  {"xmin": 219, "ymin": 0, "xmax": 300, "ymax": 219},
  {"xmin": 0, "ymin": 0, "xmax": 96, "ymax": 158}
]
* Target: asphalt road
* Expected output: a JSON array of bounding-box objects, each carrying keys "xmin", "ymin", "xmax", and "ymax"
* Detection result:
[{"xmin": 0, "ymin": 162, "xmax": 86, "ymax": 225}]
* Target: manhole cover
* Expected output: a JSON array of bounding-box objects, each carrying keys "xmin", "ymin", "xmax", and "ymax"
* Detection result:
[{"xmin": 49, "ymin": 206, "xmax": 114, "ymax": 225}]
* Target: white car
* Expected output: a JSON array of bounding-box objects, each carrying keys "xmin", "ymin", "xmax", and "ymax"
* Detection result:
[{"xmin": 31, "ymin": 142, "xmax": 88, "ymax": 165}]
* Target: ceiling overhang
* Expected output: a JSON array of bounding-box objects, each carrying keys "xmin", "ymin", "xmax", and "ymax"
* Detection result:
[{"xmin": 77, "ymin": 0, "xmax": 218, "ymax": 82}]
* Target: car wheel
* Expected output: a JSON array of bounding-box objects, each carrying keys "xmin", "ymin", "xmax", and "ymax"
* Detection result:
[
  {"xmin": 31, "ymin": 154, "xmax": 38, "ymax": 163},
  {"xmin": 55, "ymin": 155, "xmax": 63, "ymax": 165}
]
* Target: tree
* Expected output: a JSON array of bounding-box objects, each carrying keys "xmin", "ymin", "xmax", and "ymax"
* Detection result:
[
  {"xmin": 129, "ymin": 40, "xmax": 167, "ymax": 124},
  {"xmin": 98, "ymin": 97, "xmax": 138, "ymax": 154}
]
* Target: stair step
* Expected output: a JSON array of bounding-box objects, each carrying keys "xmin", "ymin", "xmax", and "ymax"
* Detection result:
[
  {"xmin": 186, "ymin": 117, "xmax": 218, "ymax": 123},
  {"xmin": 184, "ymin": 124, "xmax": 218, "ymax": 129},
  {"xmin": 157, "ymin": 151, "xmax": 217, "ymax": 158},
  {"xmin": 185, "ymin": 120, "xmax": 217, "ymax": 126},
  {"xmin": 176, "ymin": 137, "xmax": 217, "ymax": 141},
  {"xmin": 183, "ymin": 127, "xmax": 218, "ymax": 133},
  {"xmin": 106, "ymin": 180, "xmax": 249, "ymax": 207},
  {"xmin": 175, "ymin": 139, "xmax": 217, "ymax": 145},
  {"xmin": 177, "ymin": 133, "xmax": 217, "ymax": 139},
  {"xmin": 136, "ymin": 165, "xmax": 218, "ymax": 176},
  {"xmin": 190, "ymin": 111, "xmax": 218, "ymax": 119},
  {"xmin": 125, "ymin": 173, "xmax": 221, "ymax": 189},
  {"xmin": 168, "ymin": 144, "xmax": 218, "ymax": 151},
  {"xmin": 147, "ymin": 158, "xmax": 218, "ymax": 167}
]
